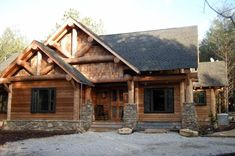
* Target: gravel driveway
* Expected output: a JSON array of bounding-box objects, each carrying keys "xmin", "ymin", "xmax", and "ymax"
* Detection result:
[{"xmin": 0, "ymin": 131, "xmax": 235, "ymax": 156}]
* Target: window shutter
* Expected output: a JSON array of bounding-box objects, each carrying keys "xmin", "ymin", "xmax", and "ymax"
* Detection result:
[
  {"xmin": 144, "ymin": 88, "xmax": 151, "ymax": 113},
  {"xmin": 31, "ymin": 89, "xmax": 38, "ymax": 113}
]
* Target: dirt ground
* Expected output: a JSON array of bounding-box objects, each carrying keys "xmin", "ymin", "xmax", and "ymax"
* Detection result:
[{"xmin": 0, "ymin": 130, "xmax": 77, "ymax": 145}]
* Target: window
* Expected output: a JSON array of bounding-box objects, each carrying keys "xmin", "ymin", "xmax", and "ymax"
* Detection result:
[
  {"xmin": 193, "ymin": 91, "xmax": 206, "ymax": 105},
  {"xmin": 112, "ymin": 90, "xmax": 117, "ymax": 101},
  {"xmin": 31, "ymin": 88, "xmax": 56, "ymax": 113},
  {"xmin": 0, "ymin": 92, "xmax": 7, "ymax": 113},
  {"xmin": 144, "ymin": 88, "xmax": 174, "ymax": 113}
]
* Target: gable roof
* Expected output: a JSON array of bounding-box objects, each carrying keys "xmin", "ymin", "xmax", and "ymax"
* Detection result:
[
  {"xmin": 100, "ymin": 26, "xmax": 198, "ymax": 72},
  {"xmin": 194, "ymin": 61, "xmax": 227, "ymax": 87},
  {"xmin": 35, "ymin": 41, "xmax": 92, "ymax": 86},
  {"xmin": 0, "ymin": 53, "xmax": 19, "ymax": 73},
  {"xmin": 0, "ymin": 41, "xmax": 92, "ymax": 86},
  {"xmin": 45, "ymin": 17, "xmax": 140, "ymax": 73}
]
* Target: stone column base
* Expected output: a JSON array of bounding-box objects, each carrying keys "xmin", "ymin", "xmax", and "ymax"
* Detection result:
[
  {"xmin": 123, "ymin": 103, "xmax": 137, "ymax": 129},
  {"xmin": 182, "ymin": 102, "xmax": 199, "ymax": 131}
]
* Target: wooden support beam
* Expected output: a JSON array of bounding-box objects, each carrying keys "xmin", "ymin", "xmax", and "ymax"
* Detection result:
[
  {"xmin": 0, "ymin": 78, "xmax": 10, "ymax": 84},
  {"xmin": 73, "ymin": 84, "xmax": 80, "ymax": 120},
  {"xmin": 40, "ymin": 64, "xmax": 54, "ymax": 75},
  {"xmin": 211, "ymin": 88, "xmax": 216, "ymax": 118},
  {"xmin": 75, "ymin": 43, "xmax": 92, "ymax": 57},
  {"xmin": 47, "ymin": 58, "xmax": 53, "ymax": 64},
  {"xmin": 87, "ymin": 36, "xmax": 93, "ymax": 43},
  {"xmin": 7, "ymin": 84, "xmax": 12, "ymax": 120},
  {"xmin": 16, "ymin": 60, "xmax": 35, "ymax": 75},
  {"xmin": 66, "ymin": 74, "xmax": 73, "ymax": 81},
  {"xmin": 55, "ymin": 29, "xmax": 68, "ymax": 42},
  {"xmin": 9, "ymin": 75, "xmax": 66, "ymax": 82},
  {"xmin": 64, "ymin": 55, "xmax": 114, "ymax": 64},
  {"xmin": 185, "ymin": 76, "xmax": 193, "ymax": 103},
  {"xmin": 180, "ymin": 81, "xmax": 185, "ymax": 115},
  {"xmin": 127, "ymin": 80, "xmax": 135, "ymax": 103},
  {"xmin": 133, "ymin": 75, "xmax": 187, "ymax": 82},
  {"xmin": 36, "ymin": 51, "xmax": 42, "ymax": 75},
  {"xmin": 92, "ymin": 76, "xmax": 132, "ymax": 83},
  {"xmin": 49, "ymin": 41, "xmax": 69, "ymax": 58},
  {"xmin": 72, "ymin": 28, "xmax": 78, "ymax": 57},
  {"xmin": 114, "ymin": 57, "xmax": 120, "ymax": 64},
  {"xmin": 85, "ymin": 87, "xmax": 92, "ymax": 103}
]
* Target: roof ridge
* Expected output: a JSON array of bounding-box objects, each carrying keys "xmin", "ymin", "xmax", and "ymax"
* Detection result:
[{"xmin": 100, "ymin": 25, "xmax": 197, "ymax": 37}]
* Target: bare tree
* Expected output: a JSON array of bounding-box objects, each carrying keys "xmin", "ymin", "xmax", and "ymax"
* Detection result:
[{"xmin": 204, "ymin": 0, "xmax": 235, "ymax": 27}]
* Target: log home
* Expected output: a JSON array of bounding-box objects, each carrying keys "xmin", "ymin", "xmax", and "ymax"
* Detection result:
[{"xmin": 0, "ymin": 18, "xmax": 227, "ymax": 131}]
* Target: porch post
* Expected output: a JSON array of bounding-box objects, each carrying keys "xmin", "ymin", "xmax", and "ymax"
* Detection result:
[
  {"xmin": 185, "ymin": 78, "xmax": 193, "ymax": 103},
  {"xmin": 73, "ymin": 84, "xmax": 80, "ymax": 120},
  {"xmin": 180, "ymin": 80, "xmax": 185, "ymax": 117},
  {"xmin": 127, "ymin": 80, "xmax": 134, "ymax": 103},
  {"xmin": 7, "ymin": 84, "xmax": 12, "ymax": 121},
  {"xmin": 210, "ymin": 88, "xmax": 216, "ymax": 118}
]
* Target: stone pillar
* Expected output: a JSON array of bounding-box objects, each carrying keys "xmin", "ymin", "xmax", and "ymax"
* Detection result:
[
  {"xmin": 123, "ymin": 103, "xmax": 137, "ymax": 129},
  {"xmin": 80, "ymin": 100, "xmax": 93, "ymax": 130},
  {"xmin": 182, "ymin": 103, "xmax": 199, "ymax": 131}
]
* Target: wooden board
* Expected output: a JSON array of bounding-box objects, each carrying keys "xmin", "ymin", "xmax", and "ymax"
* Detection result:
[{"xmin": 10, "ymin": 80, "xmax": 74, "ymax": 120}]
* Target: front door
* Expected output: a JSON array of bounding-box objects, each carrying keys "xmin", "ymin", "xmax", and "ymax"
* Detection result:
[{"xmin": 111, "ymin": 89, "xmax": 128, "ymax": 121}]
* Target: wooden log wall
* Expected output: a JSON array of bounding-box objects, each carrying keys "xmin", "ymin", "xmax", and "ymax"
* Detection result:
[
  {"xmin": 195, "ymin": 89, "xmax": 212, "ymax": 124},
  {"xmin": 10, "ymin": 80, "xmax": 74, "ymax": 120}
]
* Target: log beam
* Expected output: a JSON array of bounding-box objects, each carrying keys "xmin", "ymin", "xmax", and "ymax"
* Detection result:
[
  {"xmin": 180, "ymin": 80, "xmax": 185, "ymax": 115},
  {"xmin": 16, "ymin": 60, "xmax": 35, "ymax": 75},
  {"xmin": 9, "ymin": 75, "xmax": 66, "ymax": 82},
  {"xmin": 7, "ymin": 84, "xmax": 12, "ymax": 120},
  {"xmin": 36, "ymin": 51, "xmax": 42, "ymax": 75},
  {"xmin": 0, "ymin": 78, "xmax": 10, "ymax": 84},
  {"xmin": 133, "ymin": 75, "xmax": 186, "ymax": 82},
  {"xmin": 87, "ymin": 36, "xmax": 93, "ymax": 43},
  {"xmin": 64, "ymin": 55, "xmax": 114, "ymax": 64},
  {"xmin": 40, "ymin": 64, "xmax": 54, "ymax": 75},
  {"xmin": 92, "ymin": 76, "xmax": 132, "ymax": 83},
  {"xmin": 114, "ymin": 57, "xmax": 120, "ymax": 64},
  {"xmin": 75, "ymin": 43, "xmax": 92, "ymax": 57},
  {"xmin": 211, "ymin": 88, "xmax": 216, "ymax": 118},
  {"xmin": 54, "ymin": 29, "xmax": 68, "ymax": 42},
  {"xmin": 185, "ymin": 76, "xmax": 193, "ymax": 103},
  {"xmin": 127, "ymin": 80, "xmax": 135, "ymax": 103},
  {"xmin": 72, "ymin": 28, "xmax": 78, "ymax": 57},
  {"xmin": 49, "ymin": 41, "xmax": 69, "ymax": 58}
]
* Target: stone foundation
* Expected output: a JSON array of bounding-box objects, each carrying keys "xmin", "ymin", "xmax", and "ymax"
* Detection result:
[
  {"xmin": 3, "ymin": 120, "xmax": 84, "ymax": 132},
  {"xmin": 182, "ymin": 102, "xmax": 199, "ymax": 131},
  {"xmin": 80, "ymin": 101, "xmax": 93, "ymax": 130},
  {"xmin": 123, "ymin": 103, "xmax": 137, "ymax": 129}
]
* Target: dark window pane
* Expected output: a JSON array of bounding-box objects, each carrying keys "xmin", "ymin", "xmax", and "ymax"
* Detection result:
[
  {"xmin": 144, "ymin": 88, "xmax": 174, "ymax": 113},
  {"xmin": 193, "ymin": 91, "xmax": 206, "ymax": 105},
  {"xmin": 0, "ymin": 92, "xmax": 7, "ymax": 113},
  {"xmin": 31, "ymin": 88, "xmax": 56, "ymax": 113},
  {"xmin": 119, "ymin": 90, "xmax": 123, "ymax": 101}
]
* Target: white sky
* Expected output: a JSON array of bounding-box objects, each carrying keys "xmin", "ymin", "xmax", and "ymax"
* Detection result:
[{"xmin": 0, "ymin": 0, "xmax": 224, "ymax": 42}]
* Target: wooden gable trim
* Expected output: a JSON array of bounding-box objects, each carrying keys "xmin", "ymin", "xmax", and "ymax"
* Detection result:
[
  {"xmin": 0, "ymin": 41, "xmax": 92, "ymax": 86},
  {"xmin": 45, "ymin": 17, "xmax": 140, "ymax": 74}
]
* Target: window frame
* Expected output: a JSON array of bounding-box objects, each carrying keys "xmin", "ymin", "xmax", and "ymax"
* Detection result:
[
  {"xmin": 144, "ymin": 87, "xmax": 174, "ymax": 113},
  {"xmin": 31, "ymin": 88, "xmax": 56, "ymax": 113},
  {"xmin": 193, "ymin": 90, "xmax": 207, "ymax": 106}
]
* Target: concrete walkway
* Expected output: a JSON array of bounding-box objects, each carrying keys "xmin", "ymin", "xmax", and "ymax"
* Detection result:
[
  {"xmin": 0, "ymin": 131, "xmax": 235, "ymax": 156},
  {"xmin": 207, "ymin": 129, "xmax": 235, "ymax": 137}
]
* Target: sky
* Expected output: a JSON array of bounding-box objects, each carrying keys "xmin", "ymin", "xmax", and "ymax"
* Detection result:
[{"xmin": 0, "ymin": 0, "xmax": 229, "ymax": 42}]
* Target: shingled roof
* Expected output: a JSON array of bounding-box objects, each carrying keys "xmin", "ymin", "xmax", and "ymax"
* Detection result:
[
  {"xmin": 100, "ymin": 26, "xmax": 198, "ymax": 72},
  {"xmin": 0, "ymin": 53, "xmax": 19, "ymax": 73},
  {"xmin": 194, "ymin": 61, "xmax": 227, "ymax": 87}
]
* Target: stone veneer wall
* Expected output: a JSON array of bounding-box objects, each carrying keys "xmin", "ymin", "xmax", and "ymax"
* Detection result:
[
  {"xmin": 182, "ymin": 103, "xmax": 199, "ymax": 131},
  {"xmin": 123, "ymin": 103, "xmax": 137, "ymax": 129},
  {"xmin": 80, "ymin": 101, "xmax": 93, "ymax": 130},
  {"xmin": 2, "ymin": 101, "xmax": 94, "ymax": 132},
  {"xmin": 3, "ymin": 120, "xmax": 84, "ymax": 132}
]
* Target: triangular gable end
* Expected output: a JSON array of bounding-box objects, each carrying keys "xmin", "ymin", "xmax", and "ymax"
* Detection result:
[
  {"xmin": 45, "ymin": 17, "xmax": 140, "ymax": 74},
  {"xmin": 0, "ymin": 40, "xmax": 93, "ymax": 86}
]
